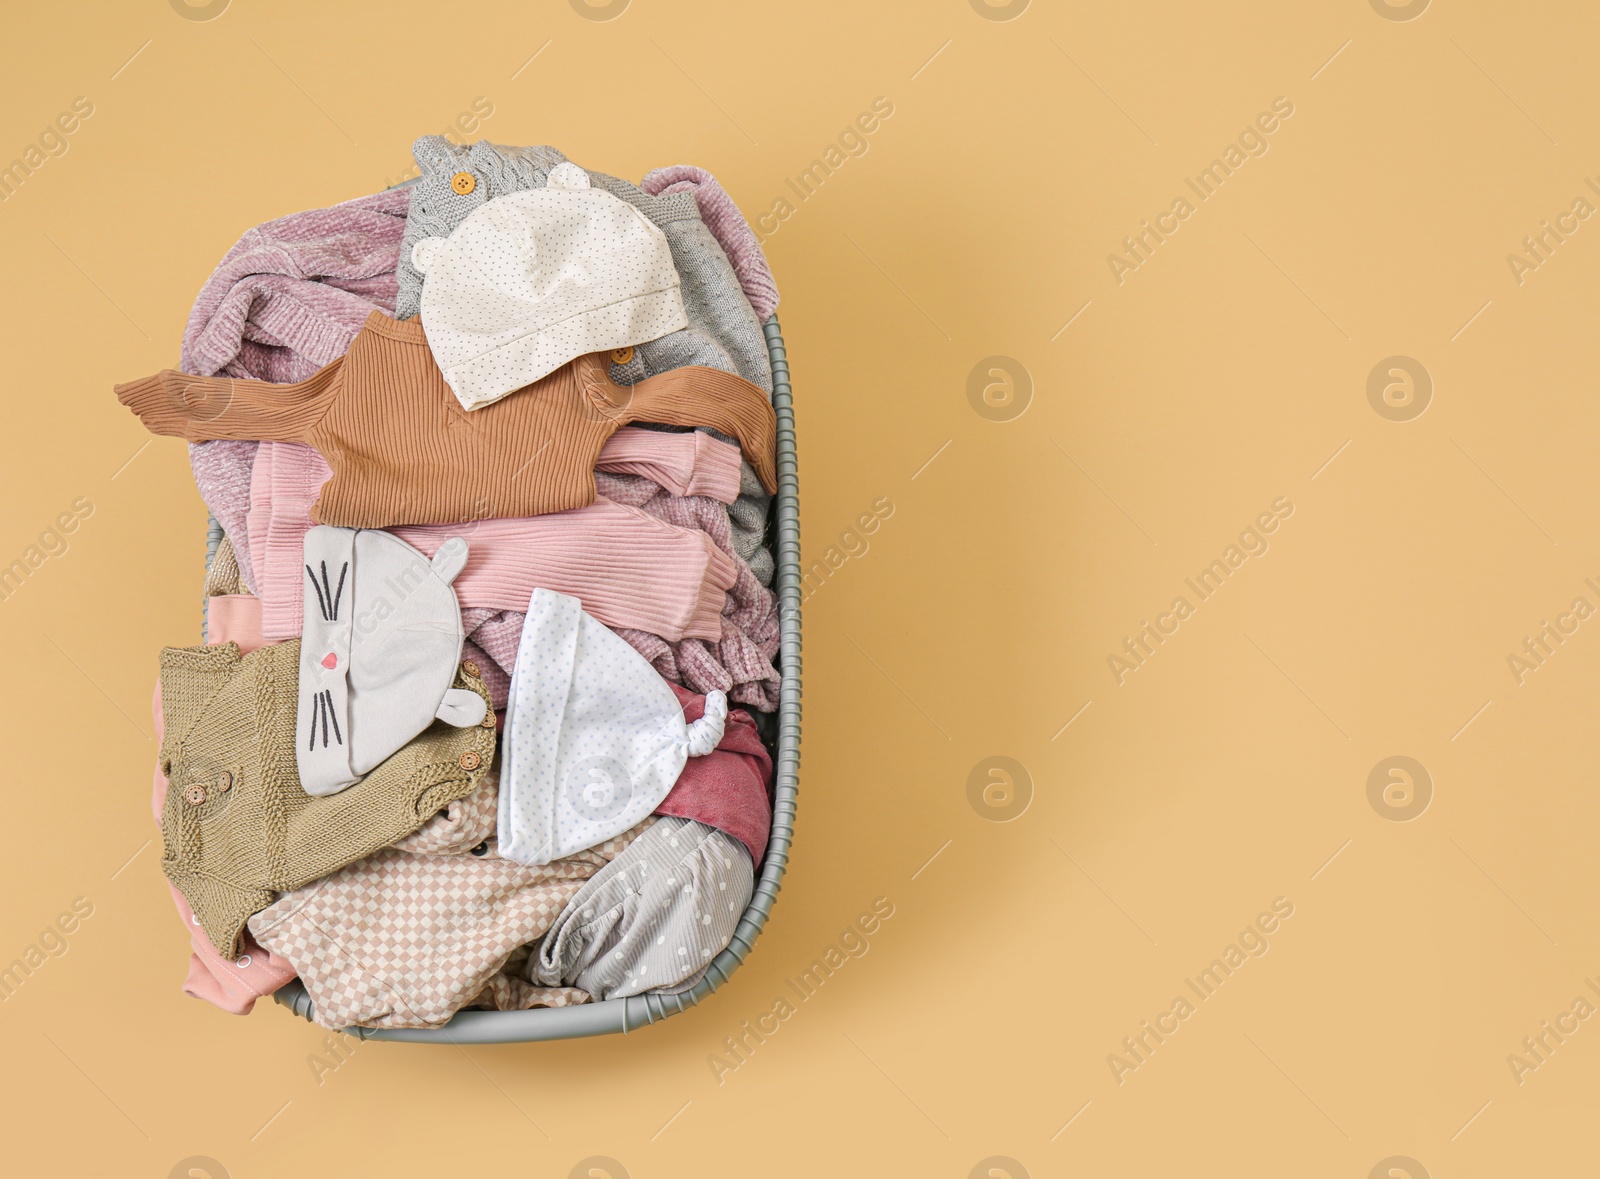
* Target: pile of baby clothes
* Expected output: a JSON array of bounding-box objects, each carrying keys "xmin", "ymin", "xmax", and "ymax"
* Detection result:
[{"xmin": 117, "ymin": 138, "xmax": 782, "ymax": 1031}]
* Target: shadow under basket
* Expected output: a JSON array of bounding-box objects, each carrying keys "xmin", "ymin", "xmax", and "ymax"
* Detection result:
[{"xmin": 196, "ymin": 315, "xmax": 802, "ymax": 1044}]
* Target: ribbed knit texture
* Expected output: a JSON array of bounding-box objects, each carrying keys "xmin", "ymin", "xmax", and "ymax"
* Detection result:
[
  {"xmin": 641, "ymin": 165, "xmax": 779, "ymax": 320},
  {"xmin": 158, "ymin": 638, "xmax": 496, "ymax": 958},
  {"xmin": 245, "ymin": 436, "xmax": 737, "ymax": 642},
  {"xmin": 394, "ymin": 511, "xmax": 735, "ymax": 641},
  {"xmin": 116, "ymin": 311, "xmax": 777, "ymax": 530},
  {"xmin": 596, "ymin": 427, "xmax": 742, "ymax": 502},
  {"xmin": 454, "ymin": 475, "xmax": 780, "ymax": 711}
]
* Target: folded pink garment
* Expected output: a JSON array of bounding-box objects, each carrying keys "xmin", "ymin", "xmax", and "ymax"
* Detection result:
[
  {"xmin": 642, "ymin": 165, "xmax": 779, "ymax": 322},
  {"xmin": 245, "ymin": 428, "xmax": 739, "ymax": 591},
  {"xmin": 395, "ymin": 511, "xmax": 735, "ymax": 641},
  {"xmin": 205, "ymin": 594, "xmax": 264, "ymax": 647},
  {"xmin": 591, "ymin": 428, "xmax": 742, "ymax": 503},
  {"xmin": 454, "ymin": 473, "xmax": 780, "ymax": 711},
  {"xmin": 248, "ymin": 439, "xmax": 738, "ymax": 643},
  {"xmin": 151, "ymin": 598, "xmax": 297, "ymax": 1014},
  {"xmin": 657, "ymin": 684, "xmax": 774, "ymax": 864},
  {"xmin": 182, "ymin": 188, "xmax": 411, "ymax": 593}
]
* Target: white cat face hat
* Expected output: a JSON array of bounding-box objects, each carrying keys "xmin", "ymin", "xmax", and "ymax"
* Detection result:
[
  {"xmin": 295, "ymin": 527, "xmax": 488, "ymax": 797},
  {"xmin": 498, "ymin": 588, "xmax": 726, "ymax": 865},
  {"xmin": 412, "ymin": 162, "xmax": 688, "ymax": 411}
]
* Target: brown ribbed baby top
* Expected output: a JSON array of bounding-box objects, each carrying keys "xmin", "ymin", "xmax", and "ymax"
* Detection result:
[{"xmin": 115, "ymin": 311, "xmax": 778, "ymax": 529}]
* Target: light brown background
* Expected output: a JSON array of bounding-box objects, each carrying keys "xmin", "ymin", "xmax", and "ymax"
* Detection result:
[{"xmin": 0, "ymin": 0, "xmax": 1594, "ymax": 1175}]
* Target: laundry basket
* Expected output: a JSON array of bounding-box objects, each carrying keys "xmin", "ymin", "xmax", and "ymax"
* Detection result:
[{"xmin": 205, "ymin": 315, "xmax": 802, "ymax": 1043}]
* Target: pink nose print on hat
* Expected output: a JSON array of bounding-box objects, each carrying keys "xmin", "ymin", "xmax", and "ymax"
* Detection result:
[{"xmin": 321, "ymin": 652, "xmax": 338, "ymax": 670}]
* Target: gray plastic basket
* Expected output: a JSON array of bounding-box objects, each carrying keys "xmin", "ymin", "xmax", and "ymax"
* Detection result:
[{"xmin": 199, "ymin": 315, "xmax": 801, "ymax": 1043}]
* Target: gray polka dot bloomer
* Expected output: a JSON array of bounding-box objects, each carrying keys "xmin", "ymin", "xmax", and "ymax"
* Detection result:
[{"xmin": 528, "ymin": 816, "xmax": 753, "ymax": 1000}]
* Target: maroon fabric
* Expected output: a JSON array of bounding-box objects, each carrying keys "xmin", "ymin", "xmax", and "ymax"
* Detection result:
[{"xmin": 656, "ymin": 683, "xmax": 773, "ymax": 865}]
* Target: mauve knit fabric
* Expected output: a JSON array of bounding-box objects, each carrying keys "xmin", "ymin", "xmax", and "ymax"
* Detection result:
[
  {"xmin": 641, "ymin": 165, "xmax": 779, "ymax": 321},
  {"xmin": 456, "ymin": 474, "xmax": 779, "ymax": 712},
  {"xmin": 180, "ymin": 188, "xmax": 410, "ymax": 593},
  {"xmin": 598, "ymin": 471, "xmax": 780, "ymax": 711}
]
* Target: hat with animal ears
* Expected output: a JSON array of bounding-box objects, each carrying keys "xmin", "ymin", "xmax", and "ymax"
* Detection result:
[{"xmin": 295, "ymin": 526, "xmax": 487, "ymax": 797}]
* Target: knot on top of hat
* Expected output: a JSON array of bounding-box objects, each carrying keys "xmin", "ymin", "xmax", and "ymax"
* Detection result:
[
  {"xmin": 684, "ymin": 690, "xmax": 728, "ymax": 757},
  {"xmin": 497, "ymin": 589, "xmax": 728, "ymax": 865}
]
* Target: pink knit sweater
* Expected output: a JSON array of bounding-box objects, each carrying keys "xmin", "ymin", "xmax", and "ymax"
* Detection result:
[
  {"xmin": 183, "ymin": 188, "xmax": 411, "ymax": 592},
  {"xmin": 249, "ymin": 434, "xmax": 743, "ymax": 642},
  {"xmin": 457, "ymin": 473, "xmax": 780, "ymax": 712}
]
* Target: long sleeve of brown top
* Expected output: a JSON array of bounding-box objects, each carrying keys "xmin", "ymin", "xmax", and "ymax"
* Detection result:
[{"xmin": 114, "ymin": 360, "xmax": 343, "ymax": 444}]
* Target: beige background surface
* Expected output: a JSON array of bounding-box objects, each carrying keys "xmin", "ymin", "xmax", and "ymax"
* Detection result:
[{"xmin": 0, "ymin": 0, "xmax": 1594, "ymax": 1175}]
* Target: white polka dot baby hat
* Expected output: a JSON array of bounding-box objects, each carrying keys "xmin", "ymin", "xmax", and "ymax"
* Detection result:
[
  {"xmin": 296, "ymin": 526, "xmax": 487, "ymax": 798},
  {"xmin": 499, "ymin": 588, "xmax": 727, "ymax": 865},
  {"xmin": 411, "ymin": 161, "xmax": 688, "ymax": 411}
]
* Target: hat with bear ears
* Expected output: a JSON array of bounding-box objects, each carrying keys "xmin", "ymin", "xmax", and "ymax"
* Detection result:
[
  {"xmin": 392, "ymin": 136, "xmax": 572, "ymax": 322},
  {"xmin": 497, "ymin": 588, "xmax": 727, "ymax": 865},
  {"xmin": 410, "ymin": 161, "xmax": 688, "ymax": 412},
  {"xmin": 296, "ymin": 526, "xmax": 488, "ymax": 798}
]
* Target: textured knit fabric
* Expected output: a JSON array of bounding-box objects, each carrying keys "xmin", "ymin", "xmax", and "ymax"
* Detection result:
[
  {"xmin": 151, "ymin": 679, "xmax": 297, "ymax": 1015},
  {"xmin": 191, "ymin": 441, "xmax": 265, "ymax": 595},
  {"xmin": 116, "ymin": 311, "xmax": 778, "ymax": 529},
  {"xmin": 641, "ymin": 165, "xmax": 779, "ymax": 321},
  {"xmin": 453, "ymin": 483, "xmax": 781, "ymax": 713},
  {"xmin": 202, "ymin": 535, "xmax": 246, "ymax": 598},
  {"xmin": 458, "ymin": 610, "xmax": 523, "ymax": 708},
  {"xmin": 595, "ymin": 427, "xmax": 742, "ymax": 503},
  {"xmin": 500, "ymin": 589, "xmax": 727, "ymax": 865},
  {"xmin": 730, "ymin": 460, "xmax": 774, "ymax": 585},
  {"xmin": 606, "ymin": 326, "xmax": 735, "ymax": 387},
  {"xmin": 623, "ymin": 428, "xmax": 771, "ymax": 585},
  {"xmin": 296, "ymin": 529, "xmax": 486, "ymax": 797},
  {"xmin": 598, "ymin": 472, "xmax": 780, "ymax": 711},
  {"xmin": 395, "ymin": 138, "xmax": 568, "ymax": 323},
  {"xmin": 158, "ymin": 638, "xmax": 496, "ymax": 957},
  {"xmin": 414, "ymin": 163, "xmax": 687, "ymax": 409},
  {"xmin": 181, "ymin": 188, "xmax": 410, "ymax": 592},
  {"xmin": 654, "ymin": 688, "xmax": 774, "ymax": 865},
  {"xmin": 247, "ymin": 789, "xmax": 648, "ymax": 1030},
  {"xmin": 592, "ymin": 171, "xmax": 772, "ymax": 396},
  {"xmin": 247, "ymin": 438, "xmax": 740, "ymax": 643},
  {"xmin": 394, "ymin": 513, "xmax": 732, "ymax": 642},
  {"xmin": 396, "ymin": 138, "xmax": 728, "ymax": 389},
  {"xmin": 390, "ymin": 767, "xmax": 499, "ymax": 855},
  {"xmin": 393, "ymin": 137, "xmax": 773, "ymax": 396},
  {"xmin": 530, "ymin": 817, "xmax": 752, "ymax": 999}
]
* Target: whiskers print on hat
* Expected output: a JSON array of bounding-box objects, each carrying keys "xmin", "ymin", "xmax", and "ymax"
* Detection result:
[
  {"xmin": 305, "ymin": 559, "xmax": 348, "ymax": 623},
  {"xmin": 307, "ymin": 688, "xmax": 343, "ymax": 751}
]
